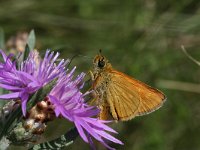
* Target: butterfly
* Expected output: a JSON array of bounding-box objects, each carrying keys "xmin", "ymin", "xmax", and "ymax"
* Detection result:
[{"xmin": 90, "ymin": 51, "xmax": 166, "ymax": 121}]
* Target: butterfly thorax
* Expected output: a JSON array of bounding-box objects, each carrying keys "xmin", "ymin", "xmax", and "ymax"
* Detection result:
[{"xmin": 92, "ymin": 55, "xmax": 113, "ymax": 105}]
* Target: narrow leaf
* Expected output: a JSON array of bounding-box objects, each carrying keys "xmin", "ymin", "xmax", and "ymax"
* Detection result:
[
  {"xmin": 23, "ymin": 30, "xmax": 36, "ymax": 61},
  {"xmin": 26, "ymin": 80, "xmax": 56, "ymax": 111},
  {"xmin": 29, "ymin": 127, "xmax": 79, "ymax": 150},
  {"xmin": 0, "ymin": 28, "xmax": 4, "ymax": 49},
  {"xmin": 0, "ymin": 104, "xmax": 22, "ymax": 139},
  {"xmin": 23, "ymin": 44, "xmax": 30, "ymax": 61},
  {"xmin": 27, "ymin": 30, "xmax": 36, "ymax": 51}
]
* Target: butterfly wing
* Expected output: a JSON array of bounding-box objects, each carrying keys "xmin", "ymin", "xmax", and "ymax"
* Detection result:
[
  {"xmin": 109, "ymin": 70, "xmax": 166, "ymax": 119},
  {"xmin": 105, "ymin": 71, "xmax": 141, "ymax": 121}
]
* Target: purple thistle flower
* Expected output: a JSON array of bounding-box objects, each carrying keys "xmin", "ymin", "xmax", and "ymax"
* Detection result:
[
  {"xmin": 0, "ymin": 50, "xmax": 67, "ymax": 116},
  {"xmin": 0, "ymin": 49, "xmax": 123, "ymax": 149},
  {"xmin": 48, "ymin": 69, "xmax": 123, "ymax": 149}
]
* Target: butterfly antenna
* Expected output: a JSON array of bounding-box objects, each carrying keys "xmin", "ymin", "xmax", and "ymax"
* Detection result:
[
  {"xmin": 67, "ymin": 54, "xmax": 93, "ymax": 67},
  {"xmin": 67, "ymin": 54, "xmax": 78, "ymax": 68}
]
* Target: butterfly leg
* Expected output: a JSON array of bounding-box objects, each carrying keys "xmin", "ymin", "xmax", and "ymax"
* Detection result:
[
  {"xmin": 88, "ymin": 70, "xmax": 95, "ymax": 81},
  {"xmin": 88, "ymin": 90, "xmax": 99, "ymax": 105},
  {"xmin": 89, "ymin": 89, "xmax": 104, "ymax": 106}
]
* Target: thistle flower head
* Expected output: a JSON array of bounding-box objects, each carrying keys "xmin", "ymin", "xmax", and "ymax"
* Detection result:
[
  {"xmin": 48, "ymin": 69, "xmax": 123, "ymax": 149},
  {"xmin": 0, "ymin": 49, "xmax": 123, "ymax": 149},
  {"xmin": 0, "ymin": 50, "xmax": 67, "ymax": 115}
]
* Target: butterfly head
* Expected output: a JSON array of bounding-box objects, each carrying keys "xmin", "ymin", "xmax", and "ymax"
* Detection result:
[{"xmin": 93, "ymin": 52, "xmax": 112, "ymax": 73}]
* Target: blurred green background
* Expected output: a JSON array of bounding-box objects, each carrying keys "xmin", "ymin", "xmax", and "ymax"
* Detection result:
[{"xmin": 1, "ymin": 0, "xmax": 200, "ymax": 150}]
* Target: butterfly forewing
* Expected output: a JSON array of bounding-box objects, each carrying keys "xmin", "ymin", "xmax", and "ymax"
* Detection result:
[
  {"xmin": 110, "ymin": 70, "xmax": 166, "ymax": 117},
  {"xmin": 105, "ymin": 71, "xmax": 141, "ymax": 121}
]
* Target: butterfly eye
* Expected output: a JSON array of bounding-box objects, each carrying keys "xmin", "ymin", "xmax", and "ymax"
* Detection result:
[{"xmin": 98, "ymin": 60, "xmax": 105, "ymax": 68}]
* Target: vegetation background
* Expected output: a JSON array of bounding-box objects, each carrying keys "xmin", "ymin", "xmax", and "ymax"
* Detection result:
[{"xmin": 1, "ymin": 0, "xmax": 200, "ymax": 150}]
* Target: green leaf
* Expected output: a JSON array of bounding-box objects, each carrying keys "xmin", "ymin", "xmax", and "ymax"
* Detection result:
[
  {"xmin": 29, "ymin": 127, "xmax": 79, "ymax": 150},
  {"xmin": 0, "ymin": 28, "xmax": 4, "ymax": 49},
  {"xmin": 23, "ymin": 44, "xmax": 30, "ymax": 61},
  {"xmin": 26, "ymin": 80, "xmax": 56, "ymax": 112},
  {"xmin": 0, "ymin": 101, "xmax": 7, "ymax": 108},
  {"xmin": 23, "ymin": 30, "xmax": 36, "ymax": 61},
  {"xmin": 27, "ymin": 29, "xmax": 36, "ymax": 51},
  {"xmin": 0, "ymin": 103, "xmax": 22, "ymax": 139}
]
